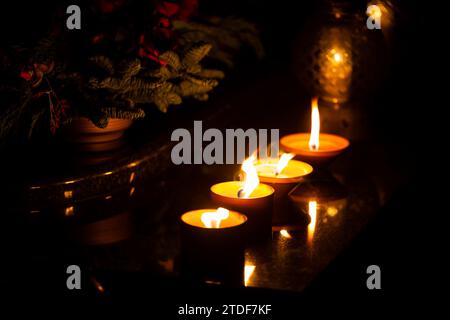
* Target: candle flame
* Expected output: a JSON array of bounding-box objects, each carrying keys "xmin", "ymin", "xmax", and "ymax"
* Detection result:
[
  {"xmin": 307, "ymin": 200, "xmax": 317, "ymax": 243},
  {"xmin": 275, "ymin": 153, "xmax": 295, "ymax": 175},
  {"xmin": 201, "ymin": 207, "xmax": 230, "ymax": 228},
  {"xmin": 308, "ymin": 97, "xmax": 320, "ymax": 151},
  {"xmin": 238, "ymin": 154, "xmax": 259, "ymax": 198}
]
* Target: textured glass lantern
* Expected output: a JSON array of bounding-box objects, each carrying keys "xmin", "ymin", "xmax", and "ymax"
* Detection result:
[{"xmin": 293, "ymin": 0, "xmax": 390, "ymax": 107}]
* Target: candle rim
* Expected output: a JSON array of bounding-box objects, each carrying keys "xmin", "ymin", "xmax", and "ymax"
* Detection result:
[
  {"xmin": 254, "ymin": 159, "xmax": 313, "ymax": 182},
  {"xmin": 280, "ymin": 132, "xmax": 350, "ymax": 154},
  {"xmin": 181, "ymin": 208, "xmax": 247, "ymax": 229},
  {"xmin": 210, "ymin": 181, "xmax": 275, "ymax": 199}
]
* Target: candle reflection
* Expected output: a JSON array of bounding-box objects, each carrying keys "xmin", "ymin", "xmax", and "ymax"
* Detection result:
[
  {"xmin": 244, "ymin": 265, "xmax": 256, "ymax": 287},
  {"xmin": 280, "ymin": 229, "xmax": 292, "ymax": 239},
  {"xmin": 307, "ymin": 200, "xmax": 317, "ymax": 244},
  {"xmin": 65, "ymin": 206, "xmax": 74, "ymax": 217}
]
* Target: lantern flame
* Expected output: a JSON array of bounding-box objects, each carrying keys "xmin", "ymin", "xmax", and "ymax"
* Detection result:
[
  {"xmin": 308, "ymin": 97, "xmax": 320, "ymax": 151},
  {"xmin": 333, "ymin": 52, "xmax": 342, "ymax": 63},
  {"xmin": 201, "ymin": 207, "xmax": 230, "ymax": 228},
  {"xmin": 275, "ymin": 153, "xmax": 295, "ymax": 175},
  {"xmin": 238, "ymin": 154, "xmax": 259, "ymax": 198}
]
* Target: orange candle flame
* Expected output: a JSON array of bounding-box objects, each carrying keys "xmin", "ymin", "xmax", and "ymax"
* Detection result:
[
  {"xmin": 201, "ymin": 207, "xmax": 230, "ymax": 228},
  {"xmin": 275, "ymin": 153, "xmax": 295, "ymax": 175},
  {"xmin": 238, "ymin": 154, "xmax": 259, "ymax": 198},
  {"xmin": 308, "ymin": 97, "xmax": 320, "ymax": 151}
]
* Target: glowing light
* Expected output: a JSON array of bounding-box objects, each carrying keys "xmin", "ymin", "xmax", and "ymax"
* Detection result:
[
  {"xmin": 238, "ymin": 154, "xmax": 259, "ymax": 198},
  {"xmin": 64, "ymin": 191, "xmax": 73, "ymax": 199},
  {"xmin": 308, "ymin": 97, "xmax": 320, "ymax": 151},
  {"xmin": 201, "ymin": 207, "xmax": 230, "ymax": 228},
  {"xmin": 307, "ymin": 200, "xmax": 317, "ymax": 243},
  {"xmin": 327, "ymin": 206, "xmax": 338, "ymax": 217},
  {"xmin": 280, "ymin": 229, "xmax": 292, "ymax": 239},
  {"xmin": 65, "ymin": 206, "xmax": 74, "ymax": 217},
  {"xmin": 275, "ymin": 153, "xmax": 295, "ymax": 175},
  {"xmin": 333, "ymin": 52, "xmax": 342, "ymax": 63},
  {"xmin": 244, "ymin": 265, "xmax": 256, "ymax": 286}
]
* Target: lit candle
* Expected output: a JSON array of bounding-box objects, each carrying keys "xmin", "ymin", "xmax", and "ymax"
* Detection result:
[
  {"xmin": 280, "ymin": 97, "xmax": 350, "ymax": 165},
  {"xmin": 254, "ymin": 154, "xmax": 313, "ymax": 225},
  {"xmin": 210, "ymin": 156, "xmax": 275, "ymax": 241},
  {"xmin": 180, "ymin": 207, "xmax": 247, "ymax": 285}
]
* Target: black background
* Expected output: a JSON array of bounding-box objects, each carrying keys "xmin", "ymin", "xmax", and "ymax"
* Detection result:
[{"xmin": 0, "ymin": 0, "xmax": 433, "ymax": 315}]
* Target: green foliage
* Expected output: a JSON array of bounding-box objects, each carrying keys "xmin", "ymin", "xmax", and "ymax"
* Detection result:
[
  {"xmin": 173, "ymin": 17, "xmax": 264, "ymax": 67},
  {"xmin": 0, "ymin": 7, "xmax": 263, "ymax": 145},
  {"xmin": 88, "ymin": 43, "xmax": 225, "ymax": 113}
]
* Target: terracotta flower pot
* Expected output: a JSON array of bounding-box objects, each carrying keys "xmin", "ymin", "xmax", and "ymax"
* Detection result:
[{"xmin": 65, "ymin": 118, "xmax": 133, "ymax": 144}]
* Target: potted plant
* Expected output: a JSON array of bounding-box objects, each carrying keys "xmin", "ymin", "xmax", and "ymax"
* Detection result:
[{"xmin": 0, "ymin": 0, "xmax": 262, "ymax": 146}]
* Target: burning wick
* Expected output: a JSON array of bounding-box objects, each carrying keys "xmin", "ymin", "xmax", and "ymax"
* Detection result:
[
  {"xmin": 274, "ymin": 153, "xmax": 295, "ymax": 176},
  {"xmin": 237, "ymin": 155, "xmax": 259, "ymax": 198},
  {"xmin": 201, "ymin": 207, "xmax": 230, "ymax": 228},
  {"xmin": 308, "ymin": 97, "xmax": 320, "ymax": 151}
]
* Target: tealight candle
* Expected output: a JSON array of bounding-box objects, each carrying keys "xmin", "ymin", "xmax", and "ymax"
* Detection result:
[
  {"xmin": 254, "ymin": 154, "xmax": 313, "ymax": 225},
  {"xmin": 210, "ymin": 181, "xmax": 274, "ymax": 241},
  {"xmin": 280, "ymin": 97, "xmax": 350, "ymax": 165},
  {"xmin": 180, "ymin": 208, "xmax": 247, "ymax": 285},
  {"xmin": 210, "ymin": 155, "xmax": 275, "ymax": 241}
]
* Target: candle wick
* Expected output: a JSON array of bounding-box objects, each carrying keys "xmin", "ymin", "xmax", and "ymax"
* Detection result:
[{"xmin": 237, "ymin": 189, "xmax": 245, "ymax": 198}]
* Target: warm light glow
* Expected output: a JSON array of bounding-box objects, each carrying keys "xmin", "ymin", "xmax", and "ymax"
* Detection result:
[
  {"xmin": 367, "ymin": 5, "xmax": 382, "ymax": 19},
  {"xmin": 201, "ymin": 207, "xmax": 230, "ymax": 228},
  {"xmin": 333, "ymin": 52, "xmax": 342, "ymax": 63},
  {"xmin": 65, "ymin": 206, "xmax": 74, "ymax": 217},
  {"xmin": 307, "ymin": 200, "xmax": 317, "ymax": 243},
  {"xmin": 244, "ymin": 265, "xmax": 256, "ymax": 286},
  {"xmin": 308, "ymin": 97, "xmax": 320, "ymax": 151},
  {"xmin": 238, "ymin": 155, "xmax": 259, "ymax": 198},
  {"xmin": 327, "ymin": 206, "xmax": 338, "ymax": 217},
  {"xmin": 64, "ymin": 191, "xmax": 73, "ymax": 199},
  {"xmin": 329, "ymin": 48, "xmax": 345, "ymax": 65},
  {"xmin": 127, "ymin": 161, "xmax": 138, "ymax": 168},
  {"xmin": 275, "ymin": 153, "xmax": 295, "ymax": 175},
  {"xmin": 280, "ymin": 229, "xmax": 292, "ymax": 239}
]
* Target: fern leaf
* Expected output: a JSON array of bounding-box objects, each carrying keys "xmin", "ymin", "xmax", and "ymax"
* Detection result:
[
  {"xmin": 196, "ymin": 69, "xmax": 225, "ymax": 79},
  {"xmin": 101, "ymin": 107, "xmax": 145, "ymax": 119},
  {"xmin": 186, "ymin": 64, "xmax": 202, "ymax": 75},
  {"xmin": 90, "ymin": 56, "xmax": 114, "ymax": 74},
  {"xmin": 154, "ymin": 97, "xmax": 169, "ymax": 113},
  {"xmin": 193, "ymin": 93, "xmax": 209, "ymax": 101},
  {"xmin": 159, "ymin": 51, "xmax": 181, "ymax": 70},
  {"xmin": 122, "ymin": 59, "xmax": 141, "ymax": 79},
  {"xmin": 182, "ymin": 43, "xmax": 212, "ymax": 67},
  {"xmin": 167, "ymin": 93, "xmax": 182, "ymax": 105}
]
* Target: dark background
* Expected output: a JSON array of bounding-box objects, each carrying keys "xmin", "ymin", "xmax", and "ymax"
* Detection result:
[{"xmin": 0, "ymin": 0, "xmax": 431, "ymax": 314}]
